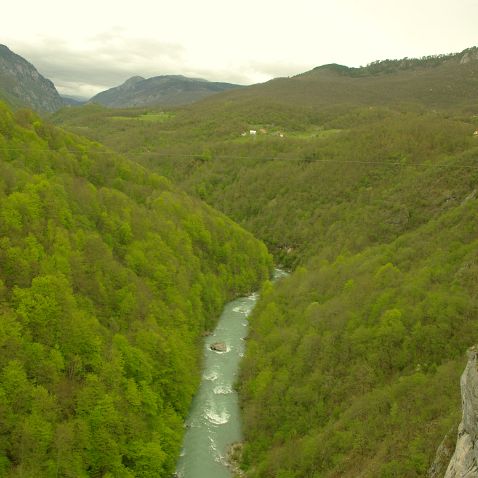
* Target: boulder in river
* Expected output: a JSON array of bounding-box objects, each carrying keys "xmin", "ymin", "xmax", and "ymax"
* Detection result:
[{"xmin": 210, "ymin": 342, "xmax": 227, "ymax": 352}]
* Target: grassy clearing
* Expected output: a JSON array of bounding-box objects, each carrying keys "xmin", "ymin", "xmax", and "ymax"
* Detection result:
[
  {"xmin": 110, "ymin": 111, "xmax": 174, "ymax": 123},
  {"xmin": 231, "ymin": 126, "xmax": 343, "ymax": 143}
]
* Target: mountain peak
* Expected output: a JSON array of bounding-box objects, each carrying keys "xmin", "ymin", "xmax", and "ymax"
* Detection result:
[
  {"xmin": 0, "ymin": 44, "xmax": 12, "ymax": 54},
  {"xmin": 122, "ymin": 75, "xmax": 145, "ymax": 86},
  {"xmin": 90, "ymin": 75, "xmax": 240, "ymax": 108},
  {"xmin": 310, "ymin": 63, "xmax": 352, "ymax": 75}
]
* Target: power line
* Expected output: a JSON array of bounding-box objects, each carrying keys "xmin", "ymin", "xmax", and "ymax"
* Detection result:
[{"xmin": 1, "ymin": 146, "xmax": 478, "ymax": 169}]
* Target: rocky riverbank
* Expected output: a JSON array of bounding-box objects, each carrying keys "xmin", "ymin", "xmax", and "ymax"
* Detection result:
[{"xmin": 226, "ymin": 442, "xmax": 245, "ymax": 478}]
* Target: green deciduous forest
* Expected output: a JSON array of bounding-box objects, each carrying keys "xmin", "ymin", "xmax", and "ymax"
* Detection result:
[
  {"xmin": 0, "ymin": 101, "xmax": 272, "ymax": 477},
  {"xmin": 240, "ymin": 196, "xmax": 478, "ymax": 476},
  {"xmin": 51, "ymin": 52, "xmax": 478, "ymax": 477}
]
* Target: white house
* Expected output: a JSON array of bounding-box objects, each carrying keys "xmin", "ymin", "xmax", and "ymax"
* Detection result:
[{"xmin": 249, "ymin": 130, "xmax": 257, "ymax": 136}]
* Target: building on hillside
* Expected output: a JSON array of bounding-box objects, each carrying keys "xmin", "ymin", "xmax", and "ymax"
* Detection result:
[{"xmin": 249, "ymin": 130, "xmax": 257, "ymax": 136}]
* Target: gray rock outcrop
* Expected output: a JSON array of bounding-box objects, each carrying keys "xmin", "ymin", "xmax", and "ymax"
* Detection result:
[
  {"xmin": 460, "ymin": 49, "xmax": 478, "ymax": 65},
  {"xmin": 0, "ymin": 44, "xmax": 64, "ymax": 113},
  {"xmin": 428, "ymin": 428, "xmax": 456, "ymax": 478},
  {"xmin": 444, "ymin": 347, "xmax": 478, "ymax": 478}
]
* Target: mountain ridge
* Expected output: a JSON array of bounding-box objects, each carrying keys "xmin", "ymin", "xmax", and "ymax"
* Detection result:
[
  {"xmin": 90, "ymin": 74, "xmax": 241, "ymax": 108},
  {"xmin": 306, "ymin": 46, "xmax": 478, "ymax": 77},
  {"xmin": 0, "ymin": 44, "xmax": 64, "ymax": 113},
  {"xmin": 190, "ymin": 45, "xmax": 478, "ymax": 112}
]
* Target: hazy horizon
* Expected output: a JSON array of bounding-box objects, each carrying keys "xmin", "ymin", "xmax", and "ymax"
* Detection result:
[{"xmin": 4, "ymin": 0, "xmax": 477, "ymax": 97}]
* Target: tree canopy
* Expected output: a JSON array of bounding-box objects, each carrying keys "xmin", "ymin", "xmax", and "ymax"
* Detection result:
[{"xmin": 0, "ymin": 102, "xmax": 272, "ymax": 477}]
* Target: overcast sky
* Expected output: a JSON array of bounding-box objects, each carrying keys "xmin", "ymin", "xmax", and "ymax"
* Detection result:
[{"xmin": 3, "ymin": 0, "xmax": 477, "ymax": 98}]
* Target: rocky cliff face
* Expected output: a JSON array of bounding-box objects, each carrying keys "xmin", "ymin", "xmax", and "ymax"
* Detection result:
[
  {"xmin": 428, "ymin": 429, "xmax": 457, "ymax": 478},
  {"xmin": 0, "ymin": 44, "xmax": 64, "ymax": 113},
  {"xmin": 443, "ymin": 348, "xmax": 478, "ymax": 478},
  {"xmin": 460, "ymin": 48, "xmax": 478, "ymax": 65}
]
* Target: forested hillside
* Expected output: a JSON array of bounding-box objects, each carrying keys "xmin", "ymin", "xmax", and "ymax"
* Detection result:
[
  {"xmin": 51, "ymin": 103, "xmax": 478, "ymax": 267},
  {"xmin": 0, "ymin": 101, "xmax": 272, "ymax": 477},
  {"xmin": 197, "ymin": 46, "xmax": 478, "ymax": 111},
  {"xmin": 240, "ymin": 191, "xmax": 478, "ymax": 477},
  {"xmin": 50, "ymin": 47, "xmax": 478, "ymax": 476}
]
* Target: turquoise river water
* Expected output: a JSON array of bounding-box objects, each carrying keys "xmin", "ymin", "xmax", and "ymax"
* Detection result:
[{"xmin": 176, "ymin": 269, "xmax": 286, "ymax": 478}]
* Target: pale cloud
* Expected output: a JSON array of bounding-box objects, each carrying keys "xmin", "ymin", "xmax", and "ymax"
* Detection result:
[
  {"xmin": 3, "ymin": 0, "xmax": 478, "ymax": 98},
  {"xmin": 9, "ymin": 34, "xmax": 186, "ymax": 97}
]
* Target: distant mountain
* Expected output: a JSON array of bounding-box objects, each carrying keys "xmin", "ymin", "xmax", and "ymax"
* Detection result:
[
  {"xmin": 0, "ymin": 44, "xmax": 64, "ymax": 113},
  {"xmin": 308, "ymin": 47, "xmax": 478, "ymax": 77},
  {"xmin": 61, "ymin": 95, "xmax": 87, "ymax": 106},
  {"xmin": 200, "ymin": 46, "xmax": 478, "ymax": 111},
  {"xmin": 90, "ymin": 75, "xmax": 241, "ymax": 108}
]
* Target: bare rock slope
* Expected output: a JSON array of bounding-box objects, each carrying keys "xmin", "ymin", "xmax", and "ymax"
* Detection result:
[
  {"xmin": 0, "ymin": 44, "xmax": 63, "ymax": 113},
  {"xmin": 444, "ymin": 348, "xmax": 478, "ymax": 478}
]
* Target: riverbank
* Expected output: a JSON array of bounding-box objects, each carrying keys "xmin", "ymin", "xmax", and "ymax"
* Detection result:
[{"xmin": 175, "ymin": 291, "xmax": 258, "ymax": 477}]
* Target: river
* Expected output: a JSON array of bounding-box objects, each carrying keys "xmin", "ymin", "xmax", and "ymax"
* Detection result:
[{"xmin": 175, "ymin": 269, "xmax": 286, "ymax": 478}]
